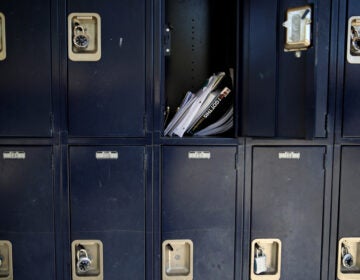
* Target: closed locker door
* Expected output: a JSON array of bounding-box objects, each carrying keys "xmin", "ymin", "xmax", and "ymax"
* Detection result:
[
  {"xmin": 162, "ymin": 146, "xmax": 237, "ymax": 280},
  {"xmin": 339, "ymin": 147, "xmax": 360, "ymax": 238},
  {"xmin": 251, "ymin": 147, "xmax": 325, "ymax": 279},
  {"xmin": 0, "ymin": 147, "xmax": 55, "ymax": 279},
  {"xmin": 0, "ymin": 1, "xmax": 52, "ymax": 137},
  {"xmin": 343, "ymin": 1, "xmax": 360, "ymax": 137},
  {"xmin": 337, "ymin": 147, "xmax": 360, "ymax": 279},
  {"xmin": 69, "ymin": 146, "xmax": 145, "ymax": 279},
  {"xmin": 67, "ymin": 0, "xmax": 146, "ymax": 137}
]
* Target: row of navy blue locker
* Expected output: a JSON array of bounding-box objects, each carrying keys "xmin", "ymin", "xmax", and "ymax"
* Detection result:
[{"xmin": 0, "ymin": 145, "xmax": 358, "ymax": 279}]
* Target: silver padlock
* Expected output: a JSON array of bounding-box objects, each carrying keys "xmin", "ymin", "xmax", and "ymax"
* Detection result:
[
  {"xmin": 77, "ymin": 248, "xmax": 92, "ymax": 273},
  {"xmin": 73, "ymin": 24, "xmax": 89, "ymax": 49},
  {"xmin": 254, "ymin": 246, "xmax": 267, "ymax": 275},
  {"xmin": 0, "ymin": 255, "xmax": 2, "ymax": 267}
]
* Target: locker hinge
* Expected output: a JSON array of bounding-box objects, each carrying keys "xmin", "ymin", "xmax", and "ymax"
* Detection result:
[
  {"xmin": 325, "ymin": 114, "xmax": 328, "ymax": 135},
  {"xmin": 143, "ymin": 114, "xmax": 148, "ymax": 133},
  {"xmin": 51, "ymin": 151, "xmax": 55, "ymax": 171},
  {"xmin": 164, "ymin": 24, "xmax": 172, "ymax": 56},
  {"xmin": 144, "ymin": 150, "xmax": 148, "ymax": 172},
  {"xmin": 50, "ymin": 113, "xmax": 54, "ymax": 135},
  {"xmin": 235, "ymin": 153, "xmax": 239, "ymax": 170}
]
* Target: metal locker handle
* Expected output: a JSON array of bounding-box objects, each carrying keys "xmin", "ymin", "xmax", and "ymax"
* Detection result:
[
  {"xmin": 0, "ymin": 240, "xmax": 13, "ymax": 280},
  {"xmin": 251, "ymin": 239, "xmax": 282, "ymax": 280},
  {"xmin": 347, "ymin": 17, "xmax": 360, "ymax": 63},
  {"xmin": 71, "ymin": 240, "xmax": 103, "ymax": 280},
  {"xmin": 162, "ymin": 239, "xmax": 193, "ymax": 280},
  {"xmin": 337, "ymin": 238, "xmax": 360, "ymax": 280},
  {"xmin": 68, "ymin": 13, "xmax": 101, "ymax": 61},
  {"xmin": 0, "ymin": 12, "xmax": 6, "ymax": 61}
]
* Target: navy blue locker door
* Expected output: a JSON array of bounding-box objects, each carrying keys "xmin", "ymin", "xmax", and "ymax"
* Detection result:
[
  {"xmin": 339, "ymin": 147, "xmax": 360, "ymax": 237},
  {"xmin": 245, "ymin": 0, "xmax": 330, "ymax": 138},
  {"xmin": 0, "ymin": 1, "xmax": 52, "ymax": 137},
  {"xmin": 251, "ymin": 147, "xmax": 325, "ymax": 280},
  {"xmin": 67, "ymin": 0, "xmax": 146, "ymax": 137},
  {"xmin": 343, "ymin": 1, "xmax": 360, "ymax": 137},
  {"xmin": 162, "ymin": 146, "xmax": 237, "ymax": 280},
  {"xmin": 0, "ymin": 147, "xmax": 55, "ymax": 279},
  {"xmin": 69, "ymin": 146, "xmax": 145, "ymax": 279}
]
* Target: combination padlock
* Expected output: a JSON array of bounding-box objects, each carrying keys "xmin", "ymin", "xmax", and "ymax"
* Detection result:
[
  {"xmin": 73, "ymin": 24, "xmax": 89, "ymax": 49},
  {"xmin": 254, "ymin": 246, "xmax": 267, "ymax": 275},
  {"xmin": 342, "ymin": 245, "xmax": 354, "ymax": 269},
  {"xmin": 76, "ymin": 248, "xmax": 92, "ymax": 273}
]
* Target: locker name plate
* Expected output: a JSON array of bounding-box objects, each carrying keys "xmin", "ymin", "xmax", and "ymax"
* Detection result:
[
  {"xmin": 278, "ymin": 151, "xmax": 300, "ymax": 159},
  {"xmin": 188, "ymin": 151, "xmax": 211, "ymax": 159},
  {"xmin": 95, "ymin": 151, "xmax": 118, "ymax": 160},
  {"xmin": 3, "ymin": 151, "xmax": 26, "ymax": 160}
]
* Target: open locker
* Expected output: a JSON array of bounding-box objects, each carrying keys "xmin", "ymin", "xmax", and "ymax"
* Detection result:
[
  {"xmin": 69, "ymin": 146, "xmax": 146, "ymax": 280},
  {"xmin": 161, "ymin": 146, "xmax": 237, "ymax": 280},
  {"xmin": 161, "ymin": 0, "xmax": 238, "ymax": 138}
]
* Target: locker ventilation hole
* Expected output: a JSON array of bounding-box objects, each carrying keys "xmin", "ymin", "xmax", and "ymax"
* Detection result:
[{"xmin": 191, "ymin": 18, "xmax": 196, "ymax": 91}]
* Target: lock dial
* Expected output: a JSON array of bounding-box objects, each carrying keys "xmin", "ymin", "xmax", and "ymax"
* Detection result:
[
  {"xmin": 343, "ymin": 253, "xmax": 354, "ymax": 268},
  {"xmin": 73, "ymin": 34, "xmax": 89, "ymax": 49},
  {"xmin": 77, "ymin": 257, "xmax": 91, "ymax": 272}
]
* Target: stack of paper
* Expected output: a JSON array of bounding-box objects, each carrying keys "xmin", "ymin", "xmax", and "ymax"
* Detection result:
[{"xmin": 164, "ymin": 72, "xmax": 234, "ymax": 137}]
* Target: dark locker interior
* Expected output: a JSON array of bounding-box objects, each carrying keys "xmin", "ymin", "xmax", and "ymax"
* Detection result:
[{"xmin": 0, "ymin": 0, "xmax": 356, "ymax": 279}]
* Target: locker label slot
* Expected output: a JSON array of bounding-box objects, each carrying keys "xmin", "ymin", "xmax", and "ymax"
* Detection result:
[
  {"xmin": 0, "ymin": 12, "xmax": 6, "ymax": 61},
  {"xmin": 95, "ymin": 151, "xmax": 118, "ymax": 160},
  {"xmin": 278, "ymin": 151, "xmax": 300, "ymax": 159},
  {"xmin": 0, "ymin": 241, "xmax": 13, "ymax": 280},
  {"xmin": 188, "ymin": 151, "xmax": 211, "ymax": 159},
  {"xmin": 3, "ymin": 151, "xmax": 26, "ymax": 160}
]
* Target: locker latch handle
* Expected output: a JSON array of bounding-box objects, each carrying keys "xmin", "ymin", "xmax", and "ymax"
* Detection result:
[{"xmin": 282, "ymin": 6, "xmax": 312, "ymax": 58}]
